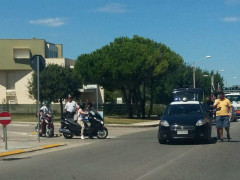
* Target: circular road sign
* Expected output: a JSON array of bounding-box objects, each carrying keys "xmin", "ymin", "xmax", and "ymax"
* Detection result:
[
  {"xmin": 0, "ymin": 112, "xmax": 12, "ymax": 126},
  {"xmin": 30, "ymin": 55, "xmax": 46, "ymax": 72}
]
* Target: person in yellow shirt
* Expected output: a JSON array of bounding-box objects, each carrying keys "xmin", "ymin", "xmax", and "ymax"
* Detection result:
[{"xmin": 213, "ymin": 91, "xmax": 232, "ymax": 142}]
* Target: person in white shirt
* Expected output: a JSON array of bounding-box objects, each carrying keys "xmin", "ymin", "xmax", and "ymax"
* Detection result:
[
  {"xmin": 77, "ymin": 104, "xmax": 88, "ymax": 139},
  {"xmin": 64, "ymin": 96, "xmax": 77, "ymax": 118}
]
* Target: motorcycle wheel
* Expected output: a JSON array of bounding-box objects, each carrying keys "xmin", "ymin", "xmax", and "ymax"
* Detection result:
[
  {"xmin": 46, "ymin": 127, "xmax": 51, "ymax": 138},
  {"xmin": 96, "ymin": 129, "xmax": 108, "ymax": 139},
  {"xmin": 63, "ymin": 133, "xmax": 73, "ymax": 139}
]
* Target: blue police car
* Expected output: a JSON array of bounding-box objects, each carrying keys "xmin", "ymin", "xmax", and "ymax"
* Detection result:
[{"xmin": 158, "ymin": 99, "xmax": 212, "ymax": 144}]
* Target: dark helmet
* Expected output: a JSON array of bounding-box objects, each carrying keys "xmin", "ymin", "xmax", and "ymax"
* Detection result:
[
  {"xmin": 44, "ymin": 100, "xmax": 50, "ymax": 106},
  {"xmin": 80, "ymin": 104, "xmax": 85, "ymax": 109}
]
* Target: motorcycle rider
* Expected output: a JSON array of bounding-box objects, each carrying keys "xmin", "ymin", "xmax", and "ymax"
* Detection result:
[
  {"xmin": 77, "ymin": 104, "xmax": 89, "ymax": 139},
  {"xmin": 64, "ymin": 95, "xmax": 77, "ymax": 118},
  {"xmin": 39, "ymin": 100, "xmax": 52, "ymax": 133}
]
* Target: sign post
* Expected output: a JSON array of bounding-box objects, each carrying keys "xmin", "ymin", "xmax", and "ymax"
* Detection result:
[
  {"xmin": 37, "ymin": 56, "xmax": 40, "ymax": 142},
  {"xmin": 30, "ymin": 55, "xmax": 46, "ymax": 143},
  {"xmin": 3, "ymin": 126, "xmax": 7, "ymax": 149},
  {"xmin": 0, "ymin": 112, "xmax": 12, "ymax": 150}
]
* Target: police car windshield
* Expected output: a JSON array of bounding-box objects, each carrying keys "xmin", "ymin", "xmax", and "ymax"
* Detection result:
[{"xmin": 167, "ymin": 104, "xmax": 202, "ymax": 115}]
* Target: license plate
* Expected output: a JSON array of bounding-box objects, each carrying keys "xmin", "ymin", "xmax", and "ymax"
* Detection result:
[{"xmin": 177, "ymin": 130, "xmax": 188, "ymax": 135}]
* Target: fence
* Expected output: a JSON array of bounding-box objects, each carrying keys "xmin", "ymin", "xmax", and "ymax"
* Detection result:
[{"xmin": 0, "ymin": 103, "xmax": 166, "ymax": 117}]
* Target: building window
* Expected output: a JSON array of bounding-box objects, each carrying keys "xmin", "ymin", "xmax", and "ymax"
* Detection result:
[
  {"xmin": 13, "ymin": 48, "xmax": 30, "ymax": 59},
  {"xmin": 6, "ymin": 72, "xmax": 15, "ymax": 90}
]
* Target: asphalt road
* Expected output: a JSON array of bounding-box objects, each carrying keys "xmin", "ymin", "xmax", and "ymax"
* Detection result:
[{"xmin": 1, "ymin": 122, "xmax": 240, "ymax": 180}]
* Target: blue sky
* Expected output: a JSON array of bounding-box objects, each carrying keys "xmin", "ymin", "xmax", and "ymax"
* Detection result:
[{"xmin": 1, "ymin": 0, "xmax": 240, "ymax": 86}]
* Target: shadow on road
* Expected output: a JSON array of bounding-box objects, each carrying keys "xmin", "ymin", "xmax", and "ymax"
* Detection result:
[
  {"xmin": 224, "ymin": 140, "xmax": 240, "ymax": 143},
  {"xmin": 163, "ymin": 137, "xmax": 218, "ymax": 146},
  {"xmin": 0, "ymin": 157, "xmax": 31, "ymax": 161}
]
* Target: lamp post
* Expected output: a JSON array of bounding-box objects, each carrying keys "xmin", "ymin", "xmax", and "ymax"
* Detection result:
[
  {"xmin": 193, "ymin": 56, "xmax": 211, "ymax": 88},
  {"xmin": 233, "ymin": 77, "xmax": 238, "ymax": 87},
  {"xmin": 204, "ymin": 74, "xmax": 214, "ymax": 95}
]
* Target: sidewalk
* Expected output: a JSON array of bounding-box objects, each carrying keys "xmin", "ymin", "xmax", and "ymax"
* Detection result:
[
  {"xmin": 106, "ymin": 120, "xmax": 160, "ymax": 128},
  {"xmin": 0, "ymin": 120, "xmax": 159, "ymax": 156},
  {"xmin": 11, "ymin": 120, "xmax": 160, "ymax": 128}
]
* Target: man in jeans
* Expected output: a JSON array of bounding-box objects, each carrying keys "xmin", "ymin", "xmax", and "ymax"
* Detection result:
[{"xmin": 213, "ymin": 91, "xmax": 233, "ymax": 141}]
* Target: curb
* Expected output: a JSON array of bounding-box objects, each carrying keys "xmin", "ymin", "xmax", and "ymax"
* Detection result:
[
  {"xmin": 0, "ymin": 143, "xmax": 66, "ymax": 158},
  {"xmin": 12, "ymin": 122, "xmax": 160, "ymax": 128},
  {"xmin": 106, "ymin": 123, "xmax": 159, "ymax": 128}
]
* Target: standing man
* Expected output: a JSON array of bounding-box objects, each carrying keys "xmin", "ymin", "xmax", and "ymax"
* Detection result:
[
  {"xmin": 213, "ymin": 91, "xmax": 232, "ymax": 141},
  {"xmin": 203, "ymin": 96, "xmax": 214, "ymax": 118},
  {"xmin": 211, "ymin": 94, "xmax": 218, "ymax": 137},
  {"xmin": 64, "ymin": 95, "xmax": 77, "ymax": 118}
]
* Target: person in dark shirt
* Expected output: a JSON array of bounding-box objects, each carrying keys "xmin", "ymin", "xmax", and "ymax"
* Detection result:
[{"xmin": 203, "ymin": 96, "xmax": 214, "ymax": 118}]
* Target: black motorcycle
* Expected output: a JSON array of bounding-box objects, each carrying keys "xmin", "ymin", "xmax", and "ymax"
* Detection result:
[{"xmin": 59, "ymin": 108, "xmax": 108, "ymax": 139}]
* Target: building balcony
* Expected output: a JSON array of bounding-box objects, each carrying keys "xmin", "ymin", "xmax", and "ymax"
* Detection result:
[{"xmin": 6, "ymin": 90, "xmax": 16, "ymax": 96}]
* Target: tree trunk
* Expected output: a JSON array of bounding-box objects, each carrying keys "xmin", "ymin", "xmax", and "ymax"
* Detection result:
[
  {"xmin": 133, "ymin": 88, "xmax": 141, "ymax": 118},
  {"xmin": 135, "ymin": 85, "xmax": 144, "ymax": 119},
  {"xmin": 141, "ymin": 82, "xmax": 146, "ymax": 119},
  {"xmin": 60, "ymin": 98, "xmax": 63, "ymax": 116},
  {"xmin": 122, "ymin": 87, "xmax": 133, "ymax": 119},
  {"xmin": 148, "ymin": 79, "xmax": 154, "ymax": 118}
]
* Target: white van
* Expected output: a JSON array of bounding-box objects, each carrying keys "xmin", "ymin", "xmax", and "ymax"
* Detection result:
[{"xmin": 225, "ymin": 93, "xmax": 240, "ymax": 120}]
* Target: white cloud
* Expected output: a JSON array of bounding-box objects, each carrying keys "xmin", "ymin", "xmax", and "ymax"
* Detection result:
[
  {"xmin": 93, "ymin": 3, "xmax": 127, "ymax": 13},
  {"xmin": 29, "ymin": 17, "xmax": 67, "ymax": 27},
  {"xmin": 225, "ymin": 0, "xmax": 240, "ymax": 4},
  {"xmin": 222, "ymin": 17, "xmax": 240, "ymax": 22}
]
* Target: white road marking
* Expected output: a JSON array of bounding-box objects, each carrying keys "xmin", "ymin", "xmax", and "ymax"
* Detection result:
[
  {"xmin": 0, "ymin": 117, "xmax": 11, "ymax": 120},
  {"xmin": 9, "ymin": 124, "xmax": 30, "ymax": 127},
  {"xmin": 136, "ymin": 146, "xmax": 201, "ymax": 180},
  {"xmin": 8, "ymin": 131, "xmax": 30, "ymax": 136}
]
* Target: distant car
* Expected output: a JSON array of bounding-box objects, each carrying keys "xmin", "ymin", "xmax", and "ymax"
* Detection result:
[
  {"xmin": 230, "ymin": 106, "xmax": 237, "ymax": 122},
  {"xmin": 158, "ymin": 100, "xmax": 212, "ymax": 144},
  {"xmin": 225, "ymin": 93, "xmax": 240, "ymax": 120}
]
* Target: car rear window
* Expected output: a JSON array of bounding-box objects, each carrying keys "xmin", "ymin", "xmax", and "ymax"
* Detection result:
[{"xmin": 167, "ymin": 104, "xmax": 202, "ymax": 115}]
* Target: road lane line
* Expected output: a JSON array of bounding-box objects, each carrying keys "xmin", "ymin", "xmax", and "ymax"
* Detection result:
[
  {"xmin": 136, "ymin": 146, "xmax": 201, "ymax": 180},
  {"xmin": 10, "ymin": 124, "xmax": 30, "ymax": 127},
  {"xmin": 8, "ymin": 131, "xmax": 30, "ymax": 136}
]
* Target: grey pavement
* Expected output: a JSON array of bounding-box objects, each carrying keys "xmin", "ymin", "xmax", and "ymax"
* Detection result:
[
  {"xmin": 0, "ymin": 121, "xmax": 240, "ymax": 180},
  {"xmin": 106, "ymin": 120, "xmax": 160, "ymax": 128},
  {"xmin": 0, "ymin": 122, "xmax": 153, "ymax": 153}
]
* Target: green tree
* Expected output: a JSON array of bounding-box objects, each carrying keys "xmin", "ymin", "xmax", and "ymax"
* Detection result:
[
  {"xmin": 28, "ymin": 64, "xmax": 82, "ymax": 115},
  {"xmin": 75, "ymin": 35, "xmax": 183, "ymax": 118}
]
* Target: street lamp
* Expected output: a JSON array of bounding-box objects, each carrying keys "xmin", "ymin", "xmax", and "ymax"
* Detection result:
[
  {"xmin": 203, "ymin": 74, "xmax": 214, "ymax": 95},
  {"xmin": 193, "ymin": 56, "xmax": 211, "ymax": 88}
]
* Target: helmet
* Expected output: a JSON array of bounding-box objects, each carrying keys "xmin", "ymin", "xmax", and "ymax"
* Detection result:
[{"xmin": 44, "ymin": 100, "xmax": 50, "ymax": 106}]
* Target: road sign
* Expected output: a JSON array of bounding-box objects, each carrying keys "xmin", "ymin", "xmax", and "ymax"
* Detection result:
[
  {"xmin": 30, "ymin": 55, "xmax": 46, "ymax": 72},
  {"xmin": 0, "ymin": 112, "xmax": 12, "ymax": 126}
]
